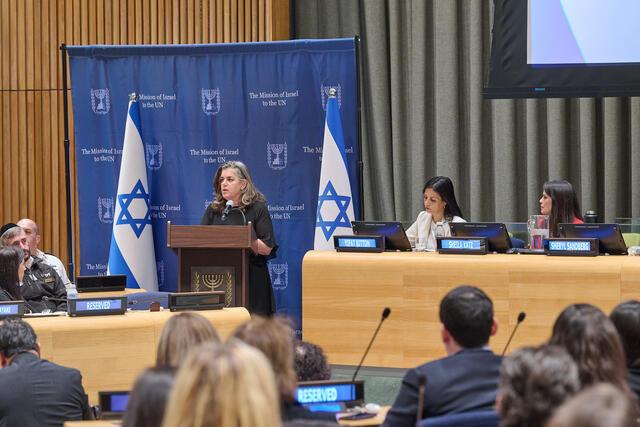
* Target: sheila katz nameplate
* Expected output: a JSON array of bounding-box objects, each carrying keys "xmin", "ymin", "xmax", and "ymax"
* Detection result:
[{"xmin": 190, "ymin": 266, "xmax": 235, "ymax": 307}]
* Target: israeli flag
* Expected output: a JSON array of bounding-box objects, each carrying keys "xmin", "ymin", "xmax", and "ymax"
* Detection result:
[
  {"xmin": 314, "ymin": 90, "xmax": 355, "ymax": 250},
  {"xmin": 107, "ymin": 95, "xmax": 158, "ymax": 291}
]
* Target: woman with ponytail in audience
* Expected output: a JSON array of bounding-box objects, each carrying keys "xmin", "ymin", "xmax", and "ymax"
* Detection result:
[{"xmin": 0, "ymin": 246, "xmax": 25, "ymax": 302}]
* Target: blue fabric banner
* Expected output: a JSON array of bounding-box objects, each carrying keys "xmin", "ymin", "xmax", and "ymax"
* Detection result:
[{"xmin": 67, "ymin": 39, "xmax": 360, "ymax": 332}]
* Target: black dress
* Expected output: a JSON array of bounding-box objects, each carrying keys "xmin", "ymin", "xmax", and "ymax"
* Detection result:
[{"xmin": 200, "ymin": 200, "xmax": 277, "ymax": 315}]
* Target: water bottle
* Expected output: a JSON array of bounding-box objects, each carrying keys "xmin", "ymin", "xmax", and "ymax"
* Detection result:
[{"xmin": 66, "ymin": 283, "xmax": 79, "ymax": 300}]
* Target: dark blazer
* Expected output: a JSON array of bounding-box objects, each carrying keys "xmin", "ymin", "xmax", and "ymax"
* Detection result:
[
  {"xmin": 0, "ymin": 352, "xmax": 91, "ymax": 427},
  {"xmin": 383, "ymin": 348, "xmax": 502, "ymax": 427}
]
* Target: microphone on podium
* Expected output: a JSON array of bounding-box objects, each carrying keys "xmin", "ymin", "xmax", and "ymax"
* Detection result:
[
  {"xmin": 221, "ymin": 200, "xmax": 234, "ymax": 221},
  {"xmin": 351, "ymin": 307, "xmax": 391, "ymax": 383},
  {"xmin": 502, "ymin": 311, "xmax": 526, "ymax": 356}
]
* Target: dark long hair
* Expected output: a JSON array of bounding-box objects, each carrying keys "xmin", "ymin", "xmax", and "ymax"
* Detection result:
[
  {"xmin": 0, "ymin": 246, "xmax": 23, "ymax": 300},
  {"xmin": 543, "ymin": 180, "xmax": 583, "ymax": 237},
  {"xmin": 549, "ymin": 304, "xmax": 631, "ymax": 394},
  {"xmin": 423, "ymin": 176, "xmax": 464, "ymax": 221},
  {"xmin": 122, "ymin": 366, "xmax": 176, "ymax": 427}
]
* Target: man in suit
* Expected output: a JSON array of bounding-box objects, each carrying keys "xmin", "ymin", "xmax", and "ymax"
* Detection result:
[
  {"xmin": 0, "ymin": 318, "xmax": 91, "ymax": 426},
  {"xmin": 383, "ymin": 285, "xmax": 502, "ymax": 426},
  {"xmin": 610, "ymin": 300, "xmax": 640, "ymax": 399}
]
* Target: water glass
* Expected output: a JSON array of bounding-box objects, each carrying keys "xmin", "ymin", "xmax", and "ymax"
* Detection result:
[
  {"xmin": 527, "ymin": 214, "xmax": 549, "ymax": 250},
  {"xmin": 414, "ymin": 236, "xmax": 427, "ymax": 252}
]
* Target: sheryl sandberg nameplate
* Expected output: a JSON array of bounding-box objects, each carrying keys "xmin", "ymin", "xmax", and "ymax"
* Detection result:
[
  {"xmin": 437, "ymin": 237, "xmax": 488, "ymax": 255},
  {"xmin": 545, "ymin": 238, "xmax": 599, "ymax": 257},
  {"xmin": 68, "ymin": 297, "xmax": 127, "ymax": 317}
]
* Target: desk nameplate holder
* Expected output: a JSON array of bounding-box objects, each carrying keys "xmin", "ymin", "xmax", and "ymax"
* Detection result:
[
  {"xmin": 68, "ymin": 297, "xmax": 127, "ymax": 317},
  {"xmin": 334, "ymin": 235, "xmax": 384, "ymax": 253},
  {"xmin": 169, "ymin": 291, "xmax": 225, "ymax": 311},
  {"xmin": 437, "ymin": 237, "xmax": 488, "ymax": 255},
  {"xmin": 545, "ymin": 238, "xmax": 599, "ymax": 257},
  {"xmin": 0, "ymin": 301, "xmax": 25, "ymax": 318}
]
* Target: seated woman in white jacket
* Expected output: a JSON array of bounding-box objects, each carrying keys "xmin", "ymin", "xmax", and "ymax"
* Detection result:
[{"xmin": 406, "ymin": 176, "xmax": 466, "ymax": 251}]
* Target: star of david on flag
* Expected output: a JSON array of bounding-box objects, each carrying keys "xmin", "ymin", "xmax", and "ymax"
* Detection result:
[
  {"xmin": 108, "ymin": 95, "xmax": 159, "ymax": 291},
  {"xmin": 314, "ymin": 90, "xmax": 355, "ymax": 250}
]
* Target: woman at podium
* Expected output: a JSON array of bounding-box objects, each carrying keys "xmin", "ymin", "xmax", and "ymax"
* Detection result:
[
  {"xmin": 539, "ymin": 180, "xmax": 584, "ymax": 237},
  {"xmin": 201, "ymin": 161, "xmax": 277, "ymax": 316},
  {"xmin": 406, "ymin": 176, "xmax": 466, "ymax": 251}
]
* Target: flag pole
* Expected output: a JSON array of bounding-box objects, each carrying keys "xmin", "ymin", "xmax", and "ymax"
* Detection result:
[{"xmin": 354, "ymin": 35, "xmax": 364, "ymax": 221}]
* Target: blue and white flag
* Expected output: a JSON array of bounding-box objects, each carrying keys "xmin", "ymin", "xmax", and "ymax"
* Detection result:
[
  {"xmin": 314, "ymin": 91, "xmax": 355, "ymax": 250},
  {"xmin": 107, "ymin": 95, "xmax": 158, "ymax": 290}
]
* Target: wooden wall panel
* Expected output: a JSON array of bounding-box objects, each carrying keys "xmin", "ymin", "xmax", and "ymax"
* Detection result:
[{"xmin": 0, "ymin": 0, "xmax": 290, "ymax": 276}]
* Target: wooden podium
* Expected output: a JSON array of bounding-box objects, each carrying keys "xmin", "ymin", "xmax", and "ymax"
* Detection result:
[{"xmin": 167, "ymin": 222, "xmax": 255, "ymax": 308}]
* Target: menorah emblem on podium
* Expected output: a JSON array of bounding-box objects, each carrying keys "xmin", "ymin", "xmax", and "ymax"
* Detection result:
[
  {"xmin": 269, "ymin": 263, "xmax": 288, "ymax": 290},
  {"xmin": 146, "ymin": 144, "xmax": 163, "ymax": 170},
  {"xmin": 91, "ymin": 88, "xmax": 111, "ymax": 114},
  {"xmin": 98, "ymin": 197, "xmax": 114, "ymax": 224},
  {"xmin": 201, "ymin": 273, "xmax": 225, "ymax": 291},
  {"xmin": 267, "ymin": 141, "xmax": 288, "ymax": 170},
  {"xmin": 201, "ymin": 88, "xmax": 221, "ymax": 115}
]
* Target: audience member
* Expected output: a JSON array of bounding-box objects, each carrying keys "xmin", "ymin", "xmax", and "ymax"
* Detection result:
[
  {"xmin": 122, "ymin": 366, "xmax": 176, "ymax": 427},
  {"xmin": 610, "ymin": 300, "xmax": 640, "ymax": 399},
  {"xmin": 295, "ymin": 340, "xmax": 331, "ymax": 382},
  {"xmin": 233, "ymin": 316, "xmax": 337, "ymax": 423},
  {"xmin": 546, "ymin": 383, "xmax": 639, "ymax": 427},
  {"xmin": 17, "ymin": 218, "xmax": 70, "ymax": 285},
  {"xmin": 498, "ymin": 345, "xmax": 580, "ymax": 427},
  {"xmin": 156, "ymin": 312, "xmax": 221, "ymax": 367},
  {"xmin": 0, "ymin": 246, "xmax": 24, "ymax": 301},
  {"xmin": 383, "ymin": 285, "xmax": 502, "ymax": 426},
  {"xmin": 0, "ymin": 223, "xmax": 66, "ymax": 312},
  {"xmin": 162, "ymin": 340, "xmax": 281, "ymax": 427},
  {"xmin": 0, "ymin": 318, "xmax": 91, "ymax": 425},
  {"xmin": 549, "ymin": 304, "xmax": 631, "ymax": 394}
]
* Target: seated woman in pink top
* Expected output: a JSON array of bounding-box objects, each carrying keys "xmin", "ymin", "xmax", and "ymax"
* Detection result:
[{"xmin": 539, "ymin": 180, "xmax": 584, "ymax": 238}]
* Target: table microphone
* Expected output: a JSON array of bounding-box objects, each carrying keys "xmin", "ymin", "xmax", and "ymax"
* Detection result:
[
  {"xmin": 221, "ymin": 200, "xmax": 234, "ymax": 221},
  {"xmin": 351, "ymin": 307, "xmax": 391, "ymax": 382},
  {"xmin": 415, "ymin": 373, "xmax": 427, "ymax": 426},
  {"xmin": 502, "ymin": 312, "xmax": 526, "ymax": 356},
  {"xmin": 42, "ymin": 296, "xmax": 68, "ymax": 303}
]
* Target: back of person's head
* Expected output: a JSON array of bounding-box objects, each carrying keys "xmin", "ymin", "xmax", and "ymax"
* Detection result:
[
  {"xmin": 232, "ymin": 316, "xmax": 297, "ymax": 400},
  {"xmin": 122, "ymin": 366, "xmax": 176, "ymax": 427},
  {"xmin": 610, "ymin": 300, "xmax": 640, "ymax": 367},
  {"xmin": 0, "ymin": 223, "xmax": 21, "ymax": 246},
  {"xmin": 543, "ymin": 180, "xmax": 582, "ymax": 236},
  {"xmin": 423, "ymin": 176, "xmax": 464, "ymax": 219},
  {"xmin": 0, "ymin": 246, "xmax": 23, "ymax": 299},
  {"xmin": 156, "ymin": 312, "xmax": 220, "ymax": 367},
  {"xmin": 546, "ymin": 383, "xmax": 639, "ymax": 427},
  {"xmin": 294, "ymin": 340, "xmax": 331, "ymax": 382},
  {"xmin": 162, "ymin": 340, "xmax": 280, "ymax": 427},
  {"xmin": 439, "ymin": 285, "xmax": 494, "ymax": 348},
  {"xmin": 549, "ymin": 304, "xmax": 629, "ymax": 392},
  {"xmin": 499, "ymin": 345, "xmax": 581, "ymax": 427},
  {"xmin": 0, "ymin": 318, "xmax": 38, "ymax": 359}
]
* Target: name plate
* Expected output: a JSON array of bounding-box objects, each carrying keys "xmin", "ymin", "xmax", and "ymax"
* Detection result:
[
  {"xmin": 169, "ymin": 291, "xmax": 225, "ymax": 312},
  {"xmin": 437, "ymin": 237, "xmax": 488, "ymax": 255},
  {"xmin": 295, "ymin": 380, "xmax": 364, "ymax": 406},
  {"xmin": 546, "ymin": 238, "xmax": 599, "ymax": 257},
  {"xmin": 334, "ymin": 235, "xmax": 384, "ymax": 253},
  {"xmin": 0, "ymin": 301, "xmax": 25, "ymax": 318},
  {"xmin": 68, "ymin": 297, "xmax": 127, "ymax": 317}
]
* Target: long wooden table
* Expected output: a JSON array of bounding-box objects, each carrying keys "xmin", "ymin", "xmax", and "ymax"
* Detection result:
[
  {"xmin": 25, "ymin": 307, "xmax": 250, "ymax": 404},
  {"xmin": 302, "ymin": 251, "xmax": 640, "ymax": 369}
]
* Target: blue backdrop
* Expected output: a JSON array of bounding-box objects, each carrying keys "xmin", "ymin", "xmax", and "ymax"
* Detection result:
[{"xmin": 67, "ymin": 39, "xmax": 360, "ymax": 332}]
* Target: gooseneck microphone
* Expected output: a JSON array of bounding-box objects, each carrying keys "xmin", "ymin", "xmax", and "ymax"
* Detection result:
[
  {"xmin": 221, "ymin": 200, "xmax": 234, "ymax": 221},
  {"xmin": 351, "ymin": 307, "xmax": 391, "ymax": 383},
  {"xmin": 502, "ymin": 312, "xmax": 526, "ymax": 356},
  {"xmin": 415, "ymin": 373, "xmax": 427, "ymax": 426},
  {"xmin": 42, "ymin": 296, "xmax": 69, "ymax": 303}
]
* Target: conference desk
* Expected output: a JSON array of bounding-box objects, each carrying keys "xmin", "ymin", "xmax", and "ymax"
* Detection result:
[
  {"xmin": 302, "ymin": 251, "xmax": 640, "ymax": 369},
  {"xmin": 25, "ymin": 307, "xmax": 251, "ymax": 405}
]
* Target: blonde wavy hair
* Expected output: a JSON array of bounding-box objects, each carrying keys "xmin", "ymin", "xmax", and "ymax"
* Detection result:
[
  {"xmin": 232, "ymin": 316, "xmax": 298, "ymax": 401},
  {"xmin": 162, "ymin": 340, "xmax": 280, "ymax": 427},
  {"xmin": 156, "ymin": 312, "xmax": 221, "ymax": 367},
  {"xmin": 210, "ymin": 161, "xmax": 265, "ymax": 212}
]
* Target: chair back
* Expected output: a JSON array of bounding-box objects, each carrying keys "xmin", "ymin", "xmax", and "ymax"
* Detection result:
[{"xmin": 419, "ymin": 410, "xmax": 499, "ymax": 427}]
